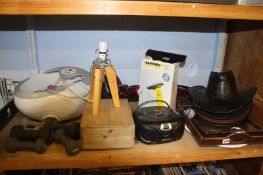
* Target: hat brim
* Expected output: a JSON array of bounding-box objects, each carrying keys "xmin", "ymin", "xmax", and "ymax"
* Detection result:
[
  {"xmin": 195, "ymin": 102, "xmax": 252, "ymax": 119},
  {"xmin": 188, "ymin": 86, "xmax": 257, "ymax": 114},
  {"xmin": 191, "ymin": 115, "xmax": 246, "ymax": 134},
  {"xmin": 195, "ymin": 103, "xmax": 251, "ymax": 125}
]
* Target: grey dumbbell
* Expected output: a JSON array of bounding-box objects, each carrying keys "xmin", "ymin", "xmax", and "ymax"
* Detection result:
[
  {"xmin": 42, "ymin": 117, "xmax": 80, "ymax": 140},
  {"xmin": 6, "ymin": 137, "xmax": 46, "ymax": 154},
  {"xmin": 9, "ymin": 125, "xmax": 53, "ymax": 145},
  {"xmin": 54, "ymin": 129, "xmax": 80, "ymax": 156}
]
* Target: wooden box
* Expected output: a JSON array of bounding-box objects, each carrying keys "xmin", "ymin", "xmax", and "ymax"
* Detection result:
[{"xmin": 80, "ymin": 99, "xmax": 135, "ymax": 149}]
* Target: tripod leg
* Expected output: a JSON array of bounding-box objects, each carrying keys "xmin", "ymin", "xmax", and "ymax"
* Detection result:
[
  {"xmin": 93, "ymin": 68, "xmax": 104, "ymax": 114},
  {"xmin": 105, "ymin": 67, "xmax": 120, "ymax": 108},
  {"xmin": 89, "ymin": 64, "xmax": 98, "ymax": 101}
]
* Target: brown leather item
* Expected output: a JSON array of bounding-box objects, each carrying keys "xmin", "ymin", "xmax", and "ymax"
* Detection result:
[
  {"xmin": 194, "ymin": 102, "xmax": 252, "ymax": 125},
  {"xmin": 188, "ymin": 71, "xmax": 257, "ymax": 114},
  {"xmin": 191, "ymin": 113, "xmax": 247, "ymax": 134},
  {"xmin": 181, "ymin": 108, "xmax": 263, "ymax": 146}
]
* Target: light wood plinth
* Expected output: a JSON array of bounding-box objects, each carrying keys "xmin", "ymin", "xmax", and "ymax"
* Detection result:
[{"xmin": 80, "ymin": 99, "xmax": 134, "ymax": 149}]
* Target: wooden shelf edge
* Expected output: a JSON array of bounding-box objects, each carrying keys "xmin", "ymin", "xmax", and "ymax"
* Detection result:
[
  {"xmin": 1, "ymin": 113, "xmax": 263, "ymax": 171},
  {"xmin": 0, "ymin": 1, "xmax": 263, "ymax": 20},
  {"xmin": 1, "ymin": 134, "xmax": 263, "ymax": 171}
]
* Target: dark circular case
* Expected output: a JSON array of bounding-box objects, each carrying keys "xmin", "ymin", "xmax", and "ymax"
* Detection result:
[{"xmin": 132, "ymin": 100, "xmax": 185, "ymax": 144}]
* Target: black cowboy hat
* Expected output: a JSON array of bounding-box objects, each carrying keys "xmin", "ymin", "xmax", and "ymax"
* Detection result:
[
  {"xmin": 194, "ymin": 102, "xmax": 252, "ymax": 126},
  {"xmin": 188, "ymin": 71, "xmax": 257, "ymax": 114}
]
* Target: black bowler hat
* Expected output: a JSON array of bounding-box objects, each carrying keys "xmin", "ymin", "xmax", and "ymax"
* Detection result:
[{"xmin": 188, "ymin": 71, "xmax": 257, "ymax": 114}]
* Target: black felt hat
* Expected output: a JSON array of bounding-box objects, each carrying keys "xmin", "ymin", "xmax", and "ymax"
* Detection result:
[{"xmin": 188, "ymin": 71, "xmax": 257, "ymax": 114}]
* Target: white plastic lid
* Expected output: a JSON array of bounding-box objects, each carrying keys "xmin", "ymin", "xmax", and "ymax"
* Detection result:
[{"xmin": 99, "ymin": 41, "xmax": 108, "ymax": 53}]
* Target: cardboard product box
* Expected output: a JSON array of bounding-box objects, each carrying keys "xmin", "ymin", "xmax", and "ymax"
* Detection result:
[{"xmin": 138, "ymin": 58, "xmax": 179, "ymax": 109}]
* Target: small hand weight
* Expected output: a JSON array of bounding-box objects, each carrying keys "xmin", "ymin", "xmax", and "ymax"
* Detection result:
[
  {"xmin": 42, "ymin": 117, "xmax": 80, "ymax": 140},
  {"xmin": 9, "ymin": 125, "xmax": 53, "ymax": 144},
  {"xmin": 6, "ymin": 137, "xmax": 46, "ymax": 154},
  {"xmin": 54, "ymin": 129, "xmax": 80, "ymax": 156}
]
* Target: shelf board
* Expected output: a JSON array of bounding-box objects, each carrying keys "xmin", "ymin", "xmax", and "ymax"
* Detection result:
[
  {"xmin": 1, "ymin": 113, "xmax": 263, "ymax": 171},
  {"xmin": 0, "ymin": 1, "xmax": 263, "ymax": 20}
]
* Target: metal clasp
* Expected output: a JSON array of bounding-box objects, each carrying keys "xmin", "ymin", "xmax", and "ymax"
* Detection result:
[{"xmin": 160, "ymin": 123, "xmax": 172, "ymax": 131}]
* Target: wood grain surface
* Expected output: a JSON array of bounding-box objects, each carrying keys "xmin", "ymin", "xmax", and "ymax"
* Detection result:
[
  {"xmin": 81, "ymin": 99, "xmax": 134, "ymax": 149},
  {"xmin": 223, "ymin": 24, "xmax": 263, "ymax": 175},
  {"xmin": 1, "ymin": 111, "xmax": 263, "ymax": 171},
  {"xmin": 0, "ymin": 0, "xmax": 262, "ymax": 20},
  {"xmin": 224, "ymin": 21, "xmax": 263, "ymax": 124}
]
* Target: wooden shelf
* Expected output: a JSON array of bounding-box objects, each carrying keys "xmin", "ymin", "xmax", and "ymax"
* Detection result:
[
  {"xmin": 1, "ymin": 113, "xmax": 263, "ymax": 171},
  {"xmin": 0, "ymin": 1, "xmax": 262, "ymax": 173},
  {"xmin": 0, "ymin": 1, "xmax": 263, "ymax": 20}
]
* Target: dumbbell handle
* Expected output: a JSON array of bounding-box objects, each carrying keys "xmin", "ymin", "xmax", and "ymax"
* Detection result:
[
  {"xmin": 10, "ymin": 125, "xmax": 52, "ymax": 144},
  {"xmin": 19, "ymin": 129, "xmax": 41, "ymax": 139},
  {"xmin": 58, "ymin": 133, "xmax": 70, "ymax": 145},
  {"xmin": 7, "ymin": 138, "xmax": 46, "ymax": 154},
  {"xmin": 17, "ymin": 141, "xmax": 35, "ymax": 150},
  {"xmin": 54, "ymin": 129, "xmax": 80, "ymax": 156}
]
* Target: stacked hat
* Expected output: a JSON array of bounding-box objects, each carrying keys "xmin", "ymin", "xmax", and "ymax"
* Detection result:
[{"xmin": 188, "ymin": 71, "xmax": 257, "ymax": 131}]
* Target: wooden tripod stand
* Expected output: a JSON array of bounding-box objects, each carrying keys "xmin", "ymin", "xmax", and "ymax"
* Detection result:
[{"xmin": 89, "ymin": 64, "xmax": 120, "ymax": 115}]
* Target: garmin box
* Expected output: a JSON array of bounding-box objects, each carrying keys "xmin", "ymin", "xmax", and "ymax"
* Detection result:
[
  {"xmin": 80, "ymin": 99, "xmax": 135, "ymax": 149},
  {"xmin": 138, "ymin": 58, "xmax": 179, "ymax": 109}
]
